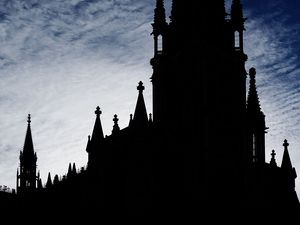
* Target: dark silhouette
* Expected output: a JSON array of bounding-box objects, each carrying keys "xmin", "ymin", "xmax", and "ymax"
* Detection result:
[{"xmin": 0, "ymin": 0, "xmax": 299, "ymax": 220}]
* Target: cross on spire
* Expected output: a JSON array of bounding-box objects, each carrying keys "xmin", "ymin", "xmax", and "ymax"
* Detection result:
[
  {"xmin": 283, "ymin": 139, "xmax": 289, "ymax": 150},
  {"xmin": 112, "ymin": 114, "xmax": 120, "ymax": 135},
  {"xmin": 270, "ymin": 149, "xmax": 277, "ymax": 167},
  {"xmin": 95, "ymin": 106, "xmax": 102, "ymax": 117},
  {"xmin": 271, "ymin": 150, "xmax": 276, "ymax": 159},
  {"xmin": 137, "ymin": 81, "xmax": 145, "ymax": 93},
  {"xmin": 113, "ymin": 114, "xmax": 119, "ymax": 125}
]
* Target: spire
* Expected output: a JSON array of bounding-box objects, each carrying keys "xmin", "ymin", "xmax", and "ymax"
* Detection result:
[
  {"xmin": 270, "ymin": 150, "xmax": 277, "ymax": 167},
  {"xmin": 231, "ymin": 0, "xmax": 245, "ymax": 31},
  {"xmin": 281, "ymin": 139, "xmax": 293, "ymax": 170},
  {"xmin": 133, "ymin": 81, "xmax": 148, "ymax": 127},
  {"xmin": 112, "ymin": 114, "xmax": 120, "ymax": 135},
  {"xmin": 23, "ymin": 114, "xmax": 34, "ymax": 156},
  {"xmin": 67, "ymin": 163, "xmax": 72, "ymax": 177},
  {"xmin": 46, "ymin": 172, "xmax": 52, "ymax": 188},
  {"xmin": 72, "ymin": 163, "xmax": 77, "ymax": 174},
  {"xmin": 91, "ymin": 106, "xmax": 104, "ymax": 141},
  {"xmin": 246, "ymin": 68, "xmax": 262, "ymax": 115},
  {"xmin": 152, "ymin": 0, "xmax": 167, "ymax": 35}
]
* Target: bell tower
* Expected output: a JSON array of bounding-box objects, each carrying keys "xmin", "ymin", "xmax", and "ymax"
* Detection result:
[{"xmin": 17, "ymin": 114, "xmax": 38, "ymax": 194}]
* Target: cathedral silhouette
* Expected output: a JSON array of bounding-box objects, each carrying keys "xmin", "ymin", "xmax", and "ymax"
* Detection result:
[{"xmin": 1, "ymin": 0, "xmax": 299, "ymax": 219}]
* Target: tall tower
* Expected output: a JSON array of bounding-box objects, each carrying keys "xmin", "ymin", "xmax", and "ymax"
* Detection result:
[
  {"xmin": 86, "ymin": 106, "xmax": 104, "ymax": 169},
  {"xmin": 150, "ymin": 0, "xmax": 248, "ymax": 208},
  {"xmin": 17, "ymin": 114, "xmax": 38, "ymax": 194},
  {"xmin": 246, "ymin": 68, "xmax": 266, "ymax": 165}
]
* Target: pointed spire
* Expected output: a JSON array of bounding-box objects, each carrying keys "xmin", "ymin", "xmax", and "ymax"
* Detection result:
[
  {"xmin": 91, "ymin": 106, "xmax": 104, "ymax": 141},
  {"xmin": 133, "ymin": 81, "xmax": 148, "ymax": 127},
  {"xmin": 270, "ymin": 150, "xmax": 277, "ymax": 167},
  {"xmin": 67, "ymin": 163, "xmax": 72, "ymax": 177},
  {"xmin": 231, "ymin": 0, "xmax": 246, "ymax": 31},
  {"xmin": 23, "ymin": 114, "xmax": 34, "ymax": 156},
  {"xmin": 281, "ymin": 139, "xmax": 293, "ymax": 170},
  {"xmin": 53, "ymin": 174, "xmax": 59, "ymax": 185},
  {"xmin": 72, "ymin": 163, "xmax": 77, "ymax": 175},
  {"xmin": 246, "ymin": 68, "xmax": 262, "ymax": 114},
  {"xmin": 112, "ymin": 114, "xmax": 120, "ymax": 135},
  {"xmin": 46, "ymin": 172, "xmax": 52, "ymax": 188}
]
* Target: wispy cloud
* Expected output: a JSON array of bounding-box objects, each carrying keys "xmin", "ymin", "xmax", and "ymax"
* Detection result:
[{"xmin": 0, "ymin": 0, "xmax": 154, "ymax": 189}]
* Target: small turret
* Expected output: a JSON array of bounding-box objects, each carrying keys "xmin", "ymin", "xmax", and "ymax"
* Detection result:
[
  {"xmin": 246, "ymin": 68, "xmax": 266, "ymax": 164},
  {"xmin": 270, "ymin": 150, "xmax": 277, "ymax": 167},
  {"xmin": 112, "ymin": 114, "xmax": 120, "ymax": 135},
  {"xmin": 281, "ymin": 140, "xmax": 297, "ymax": 190},
  {"xmin": 152, "ymin": 0, "xmax": 168, "ymax": 55},
  {"xmin": 281, "ymin": 140, "xmax": 293, "ymax": 170},
  {"xmin": 132, "ymin": 81, "xmax": 148, "ymax": 128}
]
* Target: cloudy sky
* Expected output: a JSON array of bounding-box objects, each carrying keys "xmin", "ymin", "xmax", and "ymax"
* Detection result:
[{"xmin": 0, "ymin": 0, "xmax": 299, "ymax": 198}]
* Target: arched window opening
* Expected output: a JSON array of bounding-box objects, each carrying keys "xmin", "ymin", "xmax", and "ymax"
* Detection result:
[
  {"xmin": 234, "ymin": 31, "xmax": 240, "ymax": 49},
  {"xmin": 157, "ymin": 35, "xmax": 163, "ymax": 54}
]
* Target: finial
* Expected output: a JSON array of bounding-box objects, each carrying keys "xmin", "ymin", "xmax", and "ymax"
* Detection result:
[
  {"xmin": 112, "ymin": 114, "xmax": 120, "ymax": 134},
  {"xmin": 271, "ymin": 150, "xmax": 276, "ymax": 159},
  {"xmin": 113, "ymin": 114, "xmax": 119, "ymax": 125},
  {"xmin": 27, "ymin": 114, "xmax": 31, "ymax": 124},
  {"xmin": 95, "ymin": 106, "xmax": 102, "ymax": 117},
  {"xmin": 249, "ymin": 67, "xmax": 256, "ymax": 77},
  {"xmin": 270, "ymin": 149, "xmax": 277, "ymax": 167},
  {"xmin": 283, "ymin": 139, "xmax": 289, "ymax": 149},
  {"xmin": 137, "ymin": 81, "xmax": 145, "ymax": 93}
]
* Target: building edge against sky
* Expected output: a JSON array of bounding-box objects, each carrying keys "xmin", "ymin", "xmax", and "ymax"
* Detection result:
[{"xmin": 0, "ymin": 0, "xmax": 299, "ymax": 217}]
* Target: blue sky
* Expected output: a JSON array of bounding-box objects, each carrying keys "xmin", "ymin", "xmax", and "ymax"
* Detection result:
[{"xmin": 0, "ymin": 0, "xmax": 299, "ymax": 198}]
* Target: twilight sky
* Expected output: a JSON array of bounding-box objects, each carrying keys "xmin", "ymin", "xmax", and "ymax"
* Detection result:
[{"xmin": 0, "ymin": 0, "xmax": 300, "ymax": 197}]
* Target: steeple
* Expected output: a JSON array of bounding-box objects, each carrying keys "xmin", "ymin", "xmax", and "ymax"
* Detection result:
[
  {"xmin": 112, "ymin": 114, "xmax": 120, "ymax": 135},
  {"xmin": 246, "ymin": 68, "xmax": 266, "ymax": 164},
  {"xmin": 23, "ymin": 114, "xmax": 34, "ymax": 157},
  {"xmin": 90, "ymin": 106, "xmax": 104, "ymax": 147},
  {"xmin": 270, "ymin": 150, "xmax": 277, "ymax": 167},
  {"xmin": 17, "ymin": 114, "xmax": 38, "ymax": 193},
  {"xmin": 281, "ymin": 139, "xmax": 297, "ymax": 190},
  {"xmin": 281, "ymin": 140, "xmax": 293, "ymax": 170},
  {"xmin": 87, "ymin": 107, "xmax": 105, "ymax": 169},
  {"xmin": 247, "ymin": 68, "xmax": 262, "ymax": 115},
  {"xmin": 133, "ymin": 81, "xmax": 148, "ymax": 128}
]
